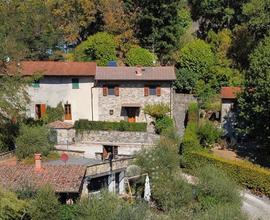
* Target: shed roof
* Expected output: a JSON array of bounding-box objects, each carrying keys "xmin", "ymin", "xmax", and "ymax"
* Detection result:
[
  {"xmin": 96, "ymin": 66, "xmax": 176, "ymax": 81},
  {"xmin": 221, "ymin": 87, "xmax": 241, "ymax": 99},
  {"xmin": 20, "ymin": 61, "xmax": 96, "ymax": 76},
  {"xmin": 0, "ymin": 164, "xmax": 86, "ymax": 193}
]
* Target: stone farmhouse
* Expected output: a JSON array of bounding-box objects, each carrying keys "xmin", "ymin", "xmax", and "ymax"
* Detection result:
[{"xmin": 20, "ymin": 61, "xmax": 176, "ymax": 123}]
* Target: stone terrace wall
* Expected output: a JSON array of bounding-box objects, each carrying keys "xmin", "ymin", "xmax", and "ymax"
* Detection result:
[{"xmin": 75, "ymin": 130, "xmax": 159, "ymax": 145}]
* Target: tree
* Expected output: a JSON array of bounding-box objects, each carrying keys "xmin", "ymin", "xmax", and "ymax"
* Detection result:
[
  {"xmin": 131, "ymin": 0, "xmax": 191, "ymax": 63},
  {"xmin": 126, "ymin": 47, "xmax": 156, "ymax": 66},
  {"xmin": 175, "ymin": 39, "xmax": 215, "ymax": 93},
  {"xmin": 190, "ymin": 0, "xmax": 248, "ymax": 37},
  {"xmin": 30, "ymin": 186, "xmax": 61, "ymax": 220},
  {"xmin": 236, "ymin": 35, "xmax": 270, "ymax": 146},
  {"xmin": 74, "ymin": 32, "xmax": 117, "ymax": 66},
  {"xmin": 48, "ymin": 0, "xmax": 97, "ymax": 43},
  {"xmin": 243, "ymin": 0, "xmax": 270, "ymax": 38},
  {"xmin": 15, "ymin": 124, "xmax": 54, "ymax": 159}
]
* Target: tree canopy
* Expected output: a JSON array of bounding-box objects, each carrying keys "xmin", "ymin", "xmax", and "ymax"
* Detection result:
[{"xmin": 126, "ymin": 47, "xmax": 156, "ymax": 66}]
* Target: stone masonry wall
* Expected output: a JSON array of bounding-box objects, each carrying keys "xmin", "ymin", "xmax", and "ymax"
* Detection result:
[
  {"xmin": 75, "ymin": 130, "xmax": 159, "ymax": 145},
  {"xmin": 97, "ymin": 81, "xmax": 173, "ymax": 123}
]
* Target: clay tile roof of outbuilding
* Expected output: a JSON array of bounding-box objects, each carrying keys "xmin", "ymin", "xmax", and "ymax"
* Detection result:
[
  {"xmin": 48, "ymin": 120, "xmax": 74, "ymax": 129},
  {"xmin": 220, "ymin": 86, "xmax": 241, "ymax": 99},
  {"xmin": 0, "ymin": 164, "xmax": 86, "ymax": 193},
  {"xmin": 96, "ymin": 66, "xmax": 176, "ymax": 81},
  {"xmin": 19, "ymin": 61, "xmax": 96, "ymax": 76}
]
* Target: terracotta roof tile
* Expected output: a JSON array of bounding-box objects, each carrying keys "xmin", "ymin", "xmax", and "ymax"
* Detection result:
[
  {"xmin": 48, "ymin": 121, "xmax": 74, "ymax": 129},
  {"xmin": 0, "ymin": 164, "xmax": 86, "ymax": 193},
  {"xmin": 20, "ymin": 61, "xmax": 96, "ymax": 76},
  {"xmin": 221, "ymin": 87, "xmax": 241, "ymax": 99},
  {"xmin": 96, "ymin": 66, "xmax": 176, "ymax": 81}
]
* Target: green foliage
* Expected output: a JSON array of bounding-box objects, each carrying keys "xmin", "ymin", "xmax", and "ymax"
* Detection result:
[
  {"xmin": 74, "ymin": 32, "xmax": 117, "ymax": 66},
  {"xmin": 155, "ymin": 116, "xmax": 173, "ymax": 134},
  {"xmin": 0, "ymin": 187, "xmax": 27, "ymax": 220},
  {"xmin": 75, "ymin": 120, "xmax": 147, "ymax": 132},
  {"xmin": 15, "ymin": 124, "xmax": 54, "ymax": 160},
  {"xmin": 143, "ymin": 103, "xmax": 170, "ymax": 119},
  {"xmin": 182, "ymin": 121, "xmax": 200, "ymax": 152},
  {"xmin": 133, "ymin": 0, "xmax": 191, "ymax": 62},
  {"xmin": 0, "ymin": 121, "xmax": 19, "ymax": 152},
  {"xmin": 187, "ymin": 102, "xmax": 199, "ymax": 122},
  {"xmin": 186, "ymin": 151, "xmax": 270, "ymax": 197},
  {"xmin": 236, "ymin": 35, "xmax": 270, "ymax": 145},
  {"xmin": 30, "ymin": 186, "xmax": 61, "ymax": 220},
  {"xmin": 42, "ymin": 102, "xmax": 64, "ymax": 123},
  {"xmin": 195, "ymin": 165, "xmax": 241, "ymax": 209},
  {"xmin": 126, "ymin": 46, "xmax": 156, "ymax": 66},
  {"xmin": 197, "ymin": 121, "xmax": 223, "ymax": 147}
]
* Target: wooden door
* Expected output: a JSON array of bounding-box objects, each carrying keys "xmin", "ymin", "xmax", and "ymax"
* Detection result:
[
  {"xmin": 64, "ymin": 104, "xmax": 72, "ymax": 120},
  {"xmin": 127, "ymin": 108, "xmax": 136, "ymax": 123}
]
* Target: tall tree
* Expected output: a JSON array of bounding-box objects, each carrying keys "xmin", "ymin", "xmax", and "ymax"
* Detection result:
[
  {"xmin": 130, "ymin": 0, "xmax": 191, "ymax": 63},
  {"xmin": 236, "ymin": 35, "xmax": 270, "ymax": 146}
]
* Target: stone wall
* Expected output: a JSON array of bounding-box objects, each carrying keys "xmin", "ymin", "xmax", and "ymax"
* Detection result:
[
  {"xmin": 97, "ymin": 81, "xmax": 173, "ymax": 123},
  {"xmin": 75, "ymin": 130, "xmax": 159, "ymax": 145},
  {"xmin": 52, "ymin": 128, "xmax": 76, "ymax": 145}
]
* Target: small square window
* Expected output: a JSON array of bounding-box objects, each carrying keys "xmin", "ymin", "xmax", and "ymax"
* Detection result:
[
  {"xmin": 149, "ymin": 86, "xmax": 157, "ymax": 96},
  {"xmin": 108, "ymin": 86, "xmax": 115, "ymax": 95},
  {"xmin": 32, "ymin": 80, "xmax": 40, "ymax": 88},
  {"xmin": 72, "ymin": 78, "xmax": 79, "ymax": 89}
]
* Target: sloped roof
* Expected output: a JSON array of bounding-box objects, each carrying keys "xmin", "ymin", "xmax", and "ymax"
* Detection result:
[
  {"xmin": 221, "ymin": 87, "xmax": 241, "ymax": 99},
  {"xmin": 0, "ymin": 164, "xmax": 86, "ymax": 193},
  {"xmin": 20, "ymin": 61, "xmax": 96, "ymax": 76},
  {"xmin": 48, "ymin": 120, "xmax": 74, "ymax": 129},
  {"xmin": 96, "ymin": 66, "xmax": 176, "ymax": 81}
]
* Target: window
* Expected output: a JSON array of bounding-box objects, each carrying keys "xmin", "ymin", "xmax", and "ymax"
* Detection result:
[
  {"xmin": 149, "ymin": 85, "xmax": 157, "ymax": 96},
  {"xmin": 64, "ymin": 104, "xmax": 72, "ymax": 120},
  {"xmin": 32, "ymin": 80, "xmax": 40, "ymax": 88},
  {"xmin": 72, "ymin": 78, "xmax": 79, "ymax": 89},
  {"xmin": 35, "ymin": 104, "xmax": 46, "ymax": 119},
  {"xmin": 145, "ymin": 85, "xmax": 161, "ymax": 96},
  {"xmin": 103, "ymin": 85, "xmax": 119, "ymax": 96}
]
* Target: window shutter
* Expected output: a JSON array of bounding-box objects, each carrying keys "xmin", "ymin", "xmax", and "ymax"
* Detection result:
[
  {"xmin": 40, "ymin": 104, "xmax": 46, "ymax": 117},
  {"xmin": 103, "ymin": 86, "xmax": 108, "ymax": 96},
  {"xmin": 156, "ymin": 86, "xmax": 161, "ymax": 96},
  {"xmin": 72, "ymin": 78, "xmax": 79, "ymax": 89},
  {"xmin": 115, "ymin": 86, "xmax": 120, "ymax": 96},
  {"xmin": 144, "ymin": 86, "xmax": 149, "ymax": 96}
]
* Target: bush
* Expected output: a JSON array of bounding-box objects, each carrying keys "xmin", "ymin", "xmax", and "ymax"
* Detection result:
[
  {"xmin": 15, "ymin": 124, "xmax": 54, "ymax": 160},
  {"xmin": 126, "ymin": 47, "xmax": 156, "ymax": 66},
  {"xmin": 30, "ymin": 186, "xmax": 61, "ymax": 220},
  {"xmin": 197, "ymin": 121, "xmax": 222, "ymax": 147},
  {"xmin": 41, "ymin": 102, "xmax": 64, "ymax": 123},
  {"xmin": 74, "ymin": 120, "xmax": 147, "ymax": 132},
  {"xmin": 155, "ymin": 116, "xmax": 173, "ymax": 134},
  {"xmin": 144, "ymin": 103, "xmax": 170, "ymax": 119},
  {"xmin": 187, "ymin": 102, "xmax": 198, "ymax": 122},
  {"xmin": 186, "ymin": 151, "xmax": 270, "ymax": 197},
  {"xmin": 182, "ymin": 122, "xmax": 200, "ymax": 152},
  {"xmin": 195, "ymin": 165, "xmax": 241, "ymax": 210}
]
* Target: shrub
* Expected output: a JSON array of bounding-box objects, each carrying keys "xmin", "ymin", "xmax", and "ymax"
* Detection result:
[
  {"xmin": 155, "ymin": 115, "xmax": 173, "ymax": 134},
  {"xmin": 41, "ymin": 102, "xmax": 64, "ymax": 123},
  {"xmin": 195, "ymin": 165, "xmax": 241, "ymax": 210},
  {"xmin": 144, "ymin": 103, "xmax": 170, "ymax": 119},
  {"xmin": 182, "ymin": 122, "xmax": 200, "ymax": 152},
  {"xmin": 187, "ymin": 102, "xmax": 198, "ymax": 122},
  {"xmin": 0, "ymin": 187, "xmax": 27, "ymax": 220},
  {"xmin": 30, "ymin": 186, "xmax": 60, "ymax": 220},
  {"xmin": 126, "ymin": 47, "xmax": 156, "ymax": 66},
  {"xmin": 197, "ymin": 120, "xmax": 222, "ymax": 147},
  {"xmin": 15, "ymin": 124, "xmax": 54, "ymax": 160},
  {"xmin": 74, "ymin": 120, "xmax": 147, "ymax": 132},
  {"xmin": 186, "ymin": 151, "xmax": 270, "ymax": 197}
]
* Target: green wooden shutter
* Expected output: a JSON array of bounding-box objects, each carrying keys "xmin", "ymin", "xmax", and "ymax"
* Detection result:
[
  {"xmin": 32, "ymin": 80, "xmax": 40, "ymax": 88},
  {"xmin": 72, "ymin": 78, "xmax": 79, "ymax": 89}
]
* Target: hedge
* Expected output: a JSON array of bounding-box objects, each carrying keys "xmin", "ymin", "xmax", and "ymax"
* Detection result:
[
  {"xmin": 186, "ymin": 151, "xmax": 270, "ymax": 197},
  {"xmin": 74, "ymin": 120, "xmax": 147, "ymax": 132}
]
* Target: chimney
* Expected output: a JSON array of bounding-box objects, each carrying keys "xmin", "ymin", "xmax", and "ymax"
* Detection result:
[
  {"xmin": 136, "ymin": 66, "xmax": 142, "ymax": 76},
  {"xmin": 35, "ymin": 153, "xmax": 42, "ymax": 171}
]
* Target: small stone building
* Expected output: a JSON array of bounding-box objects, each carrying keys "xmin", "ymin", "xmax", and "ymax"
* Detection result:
[
  {"xmin": 220, "ymin": 86, "xmax": 241, "ymax": 124},
  {"xmin": 95, "ymin": 66, "xmax": 176, "ymax": 124}
]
